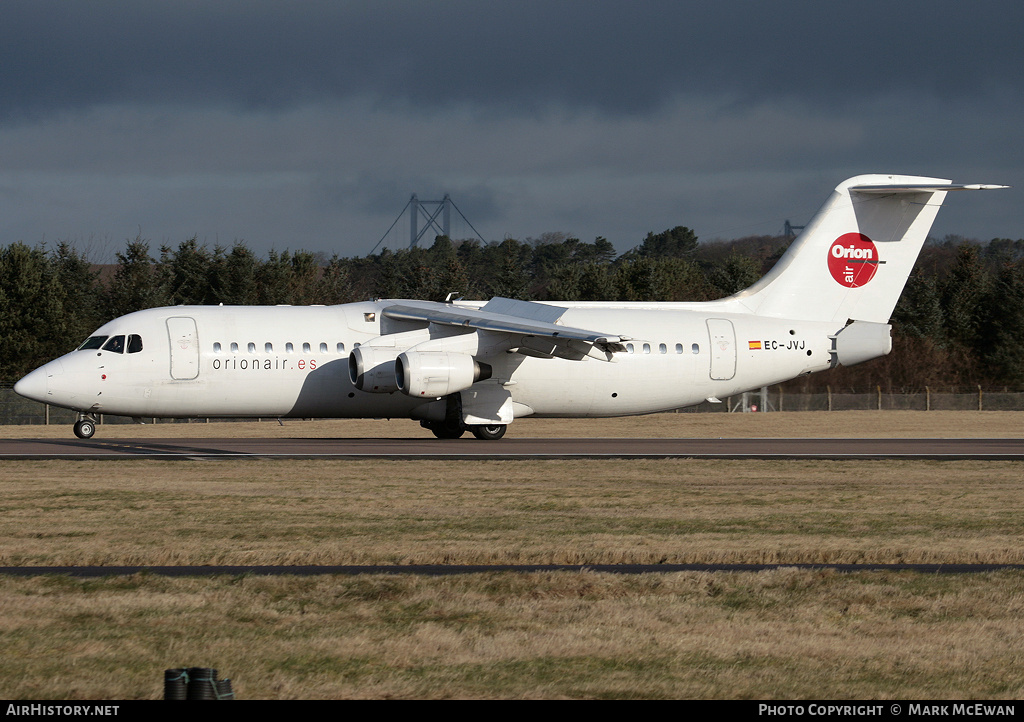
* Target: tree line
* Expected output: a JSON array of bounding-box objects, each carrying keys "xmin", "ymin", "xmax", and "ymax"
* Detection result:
[{"xmin": 2, "ymin": 230, "xmax": 1023, "ymax": 393}]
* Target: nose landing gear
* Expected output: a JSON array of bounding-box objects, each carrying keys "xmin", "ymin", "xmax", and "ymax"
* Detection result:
[{"xmin": 73, "ymin": 414, "xmax": 98, "ymax": 440}]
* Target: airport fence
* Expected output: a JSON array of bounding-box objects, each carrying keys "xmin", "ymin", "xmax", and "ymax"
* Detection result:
[
  {"xmin": 683, "ymin": 386, "xmax": 1024, "ymax": 413},
  {"xmin": 2, "ymin": 385, "xmax": 1024, "ymax": 426},
  {"xmin": 0, "ymin": 387, "xmax": 268, "ymax": 426}
]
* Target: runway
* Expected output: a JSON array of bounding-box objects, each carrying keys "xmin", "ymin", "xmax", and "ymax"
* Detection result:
[{"xmin": 0, "ymin": 436, "xmax": 1022, "ymax": 459}]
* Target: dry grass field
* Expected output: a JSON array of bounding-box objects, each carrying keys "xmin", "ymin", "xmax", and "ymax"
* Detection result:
[
  {"xmin": 2, "ymin": 458, "xmax": 1023, "ymax": 567},
  {"xmin": 1, "ymin": 411, "xmax": 1023, "ymax": 699},
  {"xmin": 4, "ymin": 570, "xmax": 1024, "ymax": 700}
]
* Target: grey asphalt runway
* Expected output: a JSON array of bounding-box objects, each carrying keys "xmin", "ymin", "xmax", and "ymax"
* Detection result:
[{"xmin": 0, "ymin": 436, "xmax": 1021, "ymax": 459}]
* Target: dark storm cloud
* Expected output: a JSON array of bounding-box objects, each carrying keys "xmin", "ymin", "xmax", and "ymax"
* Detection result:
[
  {"xmin": 1, "ymin": 1, "xmax": 1020, "ymax": 257},
  {"xmin": 3, "ymin": 1, "xmax": 1022, "ymax": 120}
]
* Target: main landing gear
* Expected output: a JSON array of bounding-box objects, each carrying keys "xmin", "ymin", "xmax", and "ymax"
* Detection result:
[
  {"xmin": 420, "ymin": 420, "xmax": 508, "ymax": 441},
  {"xmin": 73, "ymin": 414, "xmax": 98, "ymax": 440},
  {"xmin": 419, "ymin": 392, "xmax": 508, "ymax": 440},
  {"xmin": 470, "ymin": 424, "xmax": 507, "ymax": 440}
]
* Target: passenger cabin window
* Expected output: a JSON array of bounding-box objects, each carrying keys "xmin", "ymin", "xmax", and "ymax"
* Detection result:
[
  {"xmin": 675, "ymin": 343, "xmax": 683, "ymax": 354},
  {"xmin": 286, "ymin": 343, "xmax": 294, "ymax": 353},
  {"xmin": 214, "ymin": 342, "xmax": 222, "ymax": 353},
  {"xmin": 337, "ymin": 342, "xmax": 345, "ymax": 353},
  {"xmin": 320, "ymin": 343, "xmax": 328, "ymax": 353},
  {"xmin": 691, "ymin": 343, "xmax": 700, "ymax": 354},
  {"xmin": 79, "ymin": 336, "xmax": 108, "ymax": 351},
  {"xmin": 642, "ymin": 343, "xmax": 651, "ymax": 354},
  {"xmin": 303, "ymin": 342, "xmax": 311, "ymax": 353},
  {"xmin": 659, "ymin": 343, "xmax": 667, "ymax": 354},
  {"xmin": 127, "ymin": 335, "xmax": 143, "ymax": 354},
  {"xmin": 248, "ymin": 342, "xmax": 256, "ymax": 353},
  {"xmin": 265, "ymin": 342, "xmax": 274, "ymax": 353},
  {"xmin": 626, "ymin": 343, "xmax": 635, "ymax": 354},
  {"xmin": 230, "ymin": 342, "xmax": 239, "ymax": 353},
  {"xmin": 102, "ymin": 335, "xmax": 125, "ymax": 354}
]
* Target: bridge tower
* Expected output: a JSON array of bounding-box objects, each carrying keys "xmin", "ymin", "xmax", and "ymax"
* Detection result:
[
  {"xmin": 372, "ymin": 193, "xmax": 487, "ymax": 253},
  {"xmin": 409, "ymin": 194, "xmax": 452, "ymax": 249}
]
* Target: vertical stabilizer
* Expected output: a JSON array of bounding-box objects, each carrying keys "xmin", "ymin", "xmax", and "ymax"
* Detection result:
[{"xmin": 728, "ymin": 175, "xmax": 1005, "ymax": 324}]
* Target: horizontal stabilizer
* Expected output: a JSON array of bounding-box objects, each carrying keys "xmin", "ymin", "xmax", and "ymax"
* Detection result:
[{"xmin": 851, "ymin": 183, "xmax": 1009, "ymax": 194}]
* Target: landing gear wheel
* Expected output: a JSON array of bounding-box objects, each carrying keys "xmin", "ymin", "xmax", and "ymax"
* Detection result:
[
  {"xmin": 425, "ymin": 421, "xmax": 465, "ymax": 439},
  {"xmin": 470, "ymin": 424, "xmax": 507, "ymax": 441},
  {"xmin": 73, "ymin": 419, "xmax": 96, "ymax": 439}
]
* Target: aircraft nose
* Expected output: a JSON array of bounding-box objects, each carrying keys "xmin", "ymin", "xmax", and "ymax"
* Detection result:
[{"xmin": 14, "ymin": 361, "xmax": 60, "ymax": 403}]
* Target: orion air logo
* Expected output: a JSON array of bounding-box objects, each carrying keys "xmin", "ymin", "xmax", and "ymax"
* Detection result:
[{"xmin": 828, "ymin": 233, "xmax": 883, "ymax": 288}]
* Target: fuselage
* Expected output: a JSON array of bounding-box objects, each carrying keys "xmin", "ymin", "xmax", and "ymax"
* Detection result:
[
  {"xmin": 15, "ymin": 174, "xmax": 1005, "ymax": 436},
  {"xmin": 15, "ymin": 300, "xmax": 839, "ymax": 420}
]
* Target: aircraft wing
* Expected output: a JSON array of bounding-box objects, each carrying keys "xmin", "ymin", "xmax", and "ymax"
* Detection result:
[{"xmin": 381, "ymin": 297, "xmax": 629, "ymax": 361}]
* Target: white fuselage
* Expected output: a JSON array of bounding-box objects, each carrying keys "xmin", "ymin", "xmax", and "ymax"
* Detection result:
[
  {"xmin": 19, "ymin": 300, "xmax": 838, "ymax": 420},
  {"xmin": 17, "ymin": 174, "xmax": 1005, "ymax": 433}
]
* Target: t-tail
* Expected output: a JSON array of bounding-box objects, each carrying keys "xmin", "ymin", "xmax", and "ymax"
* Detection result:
[{"xmin": 726, "ymin": 174, "xmax": 1008, "ymax": 324}]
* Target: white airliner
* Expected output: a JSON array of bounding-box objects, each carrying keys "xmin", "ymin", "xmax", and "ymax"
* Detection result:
[{"xmin": 15, "ymin": 174, "xmax": 1007, "ymax": 440}]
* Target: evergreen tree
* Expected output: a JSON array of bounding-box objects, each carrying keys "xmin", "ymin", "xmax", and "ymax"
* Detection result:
[
  {"xmin": 317, "ymin": 254, "xmax": 355, "ymax": 305},
  {"xmin": 633, "ymin": 226, "xmax": 698, "ymax": 259},
  {"xmin": 288, "ymin": 250, "xmax": 322, "ymax": 305},
  {"xmin": 104, "ymin": 237, "xmax": 166, "ymax": 318},
  {"xmin": 892, "ymin": 271, "xmax": 944, "ymax": 340},
  {"xmin": 256, "ymin": 249, "xmax": 293, "ymax": 304},
  {"xmin": 51, "ymin": 241, "xmax": 102, "ymax": 343},
  {"xmin": 707, "ymin": 252, "xmax": 762, "ymax": 297},
  {"xmin": 545, "ymin": 263, "xmax": 583, "ymax": 301},
  {"xmin": 577, "ymin": 262, "xmax": 617, "ymax": 300},
  {"xmin": 614, "ymin": 257, "xmax": 671, "ymax": 301},
  {"xmin": 939, "ymin": 243, "xmax": 990, "ymax": 350},
  {"xmin": 161, "ymin": 237, "xmax": 213, "ymax": 305},
  {"xmin": 589, "ymin": 237, "xmax": 617, "ymax": 264},
  {"xmin": 0, "ymin": 243, "xmax": 67, "ymax": 381},
  {"xmin": 372, "ymin": 248, "xmax": 405, "ymax": 298},
  {"xmin": 980, "ymin": 260, "xmax": 1024, "ymax": 387},
  {"xmin": 486, "ymin": 239, "xmax": 532, "ymax": 299},
  {"xmin": 210, "ymin": 243, "xmax": 260, "ymax": 305},
  {"xmin": 424, "ymin": 236, "xmax": 470, "ymax": 300}
]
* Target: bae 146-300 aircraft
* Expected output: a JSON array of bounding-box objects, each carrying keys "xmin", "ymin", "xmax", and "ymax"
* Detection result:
[{"xmin": 14, "ymin": 174, "xmax": 1008, "ymax": 440}]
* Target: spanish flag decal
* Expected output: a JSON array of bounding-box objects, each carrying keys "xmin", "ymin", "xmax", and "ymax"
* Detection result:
[{"xmin": 748, "ymin": 340, "xmax": 762, "ymax": 350}]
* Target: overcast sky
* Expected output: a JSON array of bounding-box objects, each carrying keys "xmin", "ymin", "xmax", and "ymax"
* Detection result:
[{"xmin": 1, "ymin": 1, "xmax": 1020, "ymax": 261}]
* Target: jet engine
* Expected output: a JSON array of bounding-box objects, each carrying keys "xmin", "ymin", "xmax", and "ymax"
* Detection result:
[
  {"xmin": 396, "ymin": 351, "xmax": 492, "ymax": 398},
  {"xmin": 348, "ymin": 346, "xmax": 403, "ymax": 393}
]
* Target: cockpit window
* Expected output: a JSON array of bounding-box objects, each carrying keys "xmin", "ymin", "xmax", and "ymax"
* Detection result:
[
  {"xmin": 78, "ymin": 336, "xmax": 108, "ymax": 350},
  {"xmin": 127, "ymin": 334, "xmax": 143, "ymax": 354},
  {"xmin": 101, "ymin": 335, "xmax": 125, "ymax": 354}
]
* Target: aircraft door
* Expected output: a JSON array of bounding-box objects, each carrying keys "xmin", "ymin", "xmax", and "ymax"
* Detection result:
[
  {"xmin": 167, "ymin": 317, "xmax": 200, "ymax": 380},
  {"xmin": 706, "ymin": 318, "xmax": 736, "ymax": 380}
]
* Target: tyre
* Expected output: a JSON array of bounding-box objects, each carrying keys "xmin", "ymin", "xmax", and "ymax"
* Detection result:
[
  {"xmin": 73, "ymin": 419, "xmax": 96, "ymax": 439},
  {"xmin": 470, "ymin": 424, "xmax": 506, "ymax": 440},
  {"xmin": 428, "ymin": 422, "xmax": 465, "ymax": 439}
]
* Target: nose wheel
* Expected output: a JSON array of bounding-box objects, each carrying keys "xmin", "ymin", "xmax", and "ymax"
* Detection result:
[{"xmin": 73, "ymin": 417, "xmax": 97, "ymax": 439}]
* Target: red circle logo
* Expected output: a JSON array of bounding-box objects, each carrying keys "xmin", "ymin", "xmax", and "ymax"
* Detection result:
[{"xmin": 828, "ymin": 233, "xmax": 880, "ymax": 288}]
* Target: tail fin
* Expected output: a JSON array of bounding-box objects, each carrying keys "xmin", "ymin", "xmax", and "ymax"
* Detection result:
[{"xmin": 728, "ymin": 174, "xmax": 1007, "ymax": 324}]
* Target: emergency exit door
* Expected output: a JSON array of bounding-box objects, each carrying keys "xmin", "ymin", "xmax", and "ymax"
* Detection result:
[
  {"xmin": 706, "ymin": 318, "xmax": 736, "ymax": 380},
  {"xmin": 167, "ymin": 317, "xmax": 199, "ymax": 380}
]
